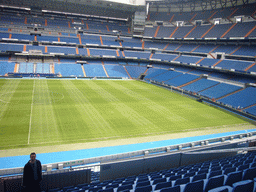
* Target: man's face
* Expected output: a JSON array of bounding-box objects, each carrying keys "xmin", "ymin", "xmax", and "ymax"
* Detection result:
[{"xmin": 30, "ymin": 154, "xmax": 36, "ymax": 161}]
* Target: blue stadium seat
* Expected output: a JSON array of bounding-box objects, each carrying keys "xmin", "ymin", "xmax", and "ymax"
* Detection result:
[
  {"xmin": 174, "ymin": 177, "xmax": 190, "ymax": 186},
  {"xmin": 224, "ymin": 167, "xmax": 236, "ymax": 175},
  {"xmin": 242, "ymin": 167, "xmax": 256, "ymax": 180},
  {"xmin": 224, "ymin": 171, "xmax": 243, "ymax": 186},
  {"xmin": 192, "ymin": 173, "xmax": 207, "ymax": 182},
  {"xmin": 237, "ymin": 164, "xmax": 250, "ymax": 172},
  {"xmin": 208, "ymin": 179, "xmax": 254, "ymax": 192},
  {"xmin": 204, "ymin": 175, "xmax": 225, "ymax": 192},
  {"xmin": 160, "ymin": 185, "xmax": 180, "ymax": 192},
  {"xmin": 232, "ymin": 180, "xmax": 254, "ymax": 192},
  {"xmin": 122, "ymin": 180, "xmax": 134, "ymax": 186},
  {"xmin": 136, "ymin": 180, "xmax": 150, "ymax": 188},
  {"xmin": 209, "ymin": 170, "xmax": 223, "ymax": 178},
  {"xmin": 169, "ymin": 175, "xmax": 182, "ymax": 182},
  {"xmin": 98, "ymin": 187, "xmax": 114, "ymax": 192},
  {"xmin": 117, "ymin": 184, "xmax": 133, "ymax": 192},
  {"xmin": 208, "ymin": 186, "xmax": 230, "ymax": 192},
  {"xmin": 183, "ymin": 180, "xmax": 204, "ymax": 192},
  {"xmin": 135, "ymin": 185, "xmax": 152, "ymax": 192},
  {"xmin": 155, "ymin": 182, "xmax": 172, "ymax": 190},
  {"xmin": 153, "ymin": 178, "xmax": 166, "ymax": 185}
]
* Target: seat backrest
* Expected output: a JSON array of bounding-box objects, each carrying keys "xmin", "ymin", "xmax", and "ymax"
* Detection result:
[
  {"xmin": 208, "ymin": 170, "xmax": 222, "ymax": 178},
  {"xmin": 224, "ymin": 171, "xmax": 242, "ymax": 186},
  {"xmin": 122, "ymin": 180, "xmax": 134, "ymax": 186},
  {"xmin": 153, "ymin": 178, "xmax": 166, "ymax": 185},
  {"xmin": 117, "ymin": 184, "xmax": 133, "ymax": 192},
  {"xmin": 204, "ymin": 175, "xmax": 224, "ymax": 192},
  {"xmin": 155, "ymin": 182, "xmax": 172, "ymax": 190},
  {"xmin": 160, "ymin": 185, "xmax": 180, "ymax": 192},
  {"xmin": 136, "ymin": 180, "xmax": 150, "ymax": 188},
  {"xmin": 233, "ymin": 179, "xmax": 254, "ymax": 192},
  {"xmin": 237, "ymin": 164, "xmax": 250, "ymax": 171},
  {"xmin": 98, "ymin": 187, "xmax": 114, "ymax": 192},
  {"xmin": 242, "ymin": 167, "xmax": 256, "ymax": 180},
  {"xmin": 106, "ymin": 184, "xmax": 118, "ymax": 189},
  {"xmin": 192, "ymin": 173, "xmax": 207, "ymax": 182},
  {"xmin": 174, "ymin": 177, "xmax": 190, "ymax": 186},
  {"xmin": 198, "ymin": 168, "xmax": 209, "ymax": 174},
  {"xmin": 211, "ymin": 166, "xmax": 222, "ymax": 172},
  {"xmin": 169, "ymin": 175, "xmax": 182, "ymax": 181},
  {"xmin": 151, "ymin": 175, "xmax": 162, "ymax": 180},
  {"xmin": 183, "ymin": 180, "xmax": 204, "ymax": 192},
  {"xmin": 184, "ymin": 171, "xmax": 196, "ymax": 178},
  {"xmin": 135, "ymin": 185, "xmax": 152, "ymax": 192},
  {"xmin": 250, "ymin": 162, "xmax": 256, "ymax": 168},
  {"xmin": 223, "ymin": 167, "xmax": 236, "ymax": 175}
]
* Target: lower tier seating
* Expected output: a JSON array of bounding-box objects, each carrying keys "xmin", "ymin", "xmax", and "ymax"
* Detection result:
[{"xmin": 44, "ymin": 152, "xmax": 256, "ymax": 192}]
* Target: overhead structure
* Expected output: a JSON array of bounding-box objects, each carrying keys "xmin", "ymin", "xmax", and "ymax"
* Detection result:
[{"xmin": 146, "ymin": 0, "xmax": 255, "ymax": 13}]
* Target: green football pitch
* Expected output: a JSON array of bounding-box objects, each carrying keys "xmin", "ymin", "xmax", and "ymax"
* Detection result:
[{"xmin": 0, "ymin": 79, "xmax": 249, "ymax": 150}]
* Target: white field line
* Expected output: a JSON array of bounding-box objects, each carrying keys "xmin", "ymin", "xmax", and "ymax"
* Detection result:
[{"xmin": 28, "ymin": 80, "xmax": 35, "ymax": 145}]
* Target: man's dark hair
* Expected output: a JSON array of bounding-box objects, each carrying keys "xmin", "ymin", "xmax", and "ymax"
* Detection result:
[{"xmin": 30, "ymin": 152, "xmax": 36, "ymax": 156}]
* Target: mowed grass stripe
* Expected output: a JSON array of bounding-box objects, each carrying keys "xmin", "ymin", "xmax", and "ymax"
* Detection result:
[
  {"xmin": 0, "ymin": 80, "xmax": 33, "ymax": 148},
  {"xmin": 107, "ymin": 81, "xmax": 187, "ymax": 123},
  {"xmin": 61, "ymin": 80, "xmax": 117, "ymax": 138},
  {"xmin": 124, "ymin": 80, "xmax": 246, "ymax": 128},
  {"xmin": 29, "ymin": 80, "xmax": 61, "ymax": 144},
  {"xmin": 82, "ymin": 80, "xmax": 159, "ymax": 135},
  {"xmin": 0, "ymin": 79, "xmax": 249, "ymax": 149},
  {"xmin": 104, "ymin": 80, "xmax": 191, "ymax": 133},
  {"xmin": 46, "ymin": 80, "xmax": 92, "ymax": 143}
]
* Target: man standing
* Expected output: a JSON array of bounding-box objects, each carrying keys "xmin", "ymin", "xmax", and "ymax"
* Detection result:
[{"xmin": 23, "ymin": 152, "xmax": 42, "ymax": 192}]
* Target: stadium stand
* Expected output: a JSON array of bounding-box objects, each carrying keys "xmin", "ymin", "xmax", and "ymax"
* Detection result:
[
  {"xmin": 104, "ymin": 65, "xmax": 129, "ymax": 78},
  {"xmin": 218, "ymin": 87, "xmax": 256, "ymax": 108},
  {"xmin": 38, "ymin": 151, "xmax": 256, "ymax": 192},
  {"xmin": 164, "ymin": 73, "xmax": 200, "ymax": 87},
  {"xmin": 0, "ymin": 62, "xmax": 15, "ymax": 75},
  {"xmin": 182, "ymin": 79, "xmax": 220, "ymax": 93},
  {"xmin": 0, "ymin": 2, "xmax": 256, "ymax": 192},
  {"xmin": 83, "ymin": 63, "xmax": 107, "ymax": 77},
  {"xmin": 55, "ymin": 63, "xmax": 84, "ymax": 77},
  {"xmin": 125, "ymin": 65, "xmax": 147, "ymax": 79},
  {"xmin": 199, "ymin": 83, "xmax": 242, "ymax": 99}
]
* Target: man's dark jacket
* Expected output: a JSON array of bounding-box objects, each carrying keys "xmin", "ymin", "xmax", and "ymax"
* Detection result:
[{"xmin": 23, "ymin": 160, "xmax": 42, "ymax": 186}]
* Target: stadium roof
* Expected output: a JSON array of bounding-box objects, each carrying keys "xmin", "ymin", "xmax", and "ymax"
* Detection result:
[
  {"xmin": 1, "ymin": 0, "xmax": 146, "ymax": 19},
  {"xmin": 146, "ymin": 0, "xmax": 256, "ymax": 13}
]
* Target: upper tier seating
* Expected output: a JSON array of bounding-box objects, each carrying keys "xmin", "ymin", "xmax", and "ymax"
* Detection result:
[
  {"xmin": 152, "ymin": 53, "xmax": 177, "ymax": 61},
  {"xmin": 124, "ymin": 51, "xmax": 151, "ymax": 59},
  {"xmin": 90, "ymin": 48, "xmax": 118, "ymax": 57},
  {"xmin": 0, "ymin": 43, "xmax": 23, "ymax": 52},
  {"xmin": 147, "ymin": 4, "xmax": 256, "ymax": 22},
  {"xmin": 216, "ymin": 60, "xmax": 253, "ymax": 71},
  {"xmin": 144, "ymin": 21, "xmax": 256, "ymax": 39}
]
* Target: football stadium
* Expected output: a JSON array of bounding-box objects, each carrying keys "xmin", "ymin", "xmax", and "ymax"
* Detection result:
[{"xmin": 0, "ymin": 0, "xmax": 256, "ymax": 191}]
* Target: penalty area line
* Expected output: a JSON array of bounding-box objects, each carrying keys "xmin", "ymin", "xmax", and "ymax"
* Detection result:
[{"xmin": 28, "ymin": 80, "xmax": 35, "ymax": 145}]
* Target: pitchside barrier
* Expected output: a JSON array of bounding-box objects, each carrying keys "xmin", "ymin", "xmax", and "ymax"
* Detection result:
[
  {"xmin": 0, "ymin": 132, "xmax": 256, "ymax": 192},
  {"xmin": 0, "ymin": 131, "xmax": 256, "ymax": 177}
]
